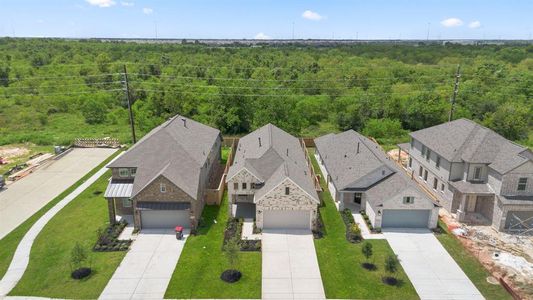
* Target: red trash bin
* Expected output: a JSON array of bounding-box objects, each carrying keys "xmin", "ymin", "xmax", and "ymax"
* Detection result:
[{"xmin": 175, "ymin": 226, "xmax": 184, "ymax": 240}]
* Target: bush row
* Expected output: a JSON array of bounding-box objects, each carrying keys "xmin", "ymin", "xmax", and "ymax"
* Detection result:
[
  {"xmin": 223, "ymin": 217, "xmax": 261, "ymax": 252},
  {"xmin": 93, "ymin": 219, "xmax": 132, "ymax": 252},
  {"xmin": 360, "ymin": 210, "xmax": 382, "ymax": 233},
  {"xmin": 341, "ymin": 209, "xmax": 362, "ymax": 243}
]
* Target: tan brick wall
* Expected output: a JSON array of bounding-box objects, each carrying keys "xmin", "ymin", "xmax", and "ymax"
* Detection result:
[{"xmin": 256, "ymin": 178, "xmax": 318, "ymax": 229}]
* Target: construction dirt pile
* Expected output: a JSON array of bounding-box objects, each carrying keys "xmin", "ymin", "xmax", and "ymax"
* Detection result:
[
  {"xmin": 0, "ymin": 146, "xmax": 29, "ymax": 159},
  {"xmin": 387, "ymin": 149, "xmax": 409, "ymax": 166}
]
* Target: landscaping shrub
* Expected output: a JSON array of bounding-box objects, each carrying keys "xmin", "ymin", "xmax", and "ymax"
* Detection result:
[
  {"xmin": 93, "ymin": 219, "xmax": 132, "ymax": 252},
  {"xmin": 341, "ymin": 209, "xmax": 362, "ymax": 243},
  {"xmin": 224, "ymin": 217, "xmax": 261, "ymax": 252},
  {"xmin": 313, "ymin": 210, "xmax": 325, "ymax": 239}
]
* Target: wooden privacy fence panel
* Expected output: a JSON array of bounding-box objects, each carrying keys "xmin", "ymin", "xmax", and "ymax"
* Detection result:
[{"xmin": 73, "ymin": 138, "xmax": 121, "ymax": 148}]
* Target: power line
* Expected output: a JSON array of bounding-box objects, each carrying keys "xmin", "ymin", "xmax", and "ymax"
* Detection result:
[
  {"xmin": 0, "ymin": 73, "xmax": 123, "ymax": 82},
  {"xmin": 0, "ymin": 81, "xmax": 123, "ymax": 90}
]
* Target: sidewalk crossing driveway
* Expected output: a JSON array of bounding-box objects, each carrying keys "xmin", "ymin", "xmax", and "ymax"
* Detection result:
[
  {"xmin": 262, "ymin": 229, "xmax": 325, "ymax": 299},
  {"xmin": 99, "ymin": 229, "xmax": 188, "ymax": 300},
  {"xmin": 384, "ymin": 229, "xmax": 483, "ymax": 300}
]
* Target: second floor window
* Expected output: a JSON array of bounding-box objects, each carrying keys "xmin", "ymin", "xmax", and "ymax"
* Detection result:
[
  {"xmin": 518, "ymin": 178, "xmax": 528, "ymax": 191},
  {"xmin": 119, "ymin": 168, "xmax": 130, "ymax": 177},
  {"xmin": 421, "ymin": 145, "xmax": 427, "ymax": 156},
  {"xmin": 285, "ymin": 187, "xmax": 290, "ymax": 195},
  {"xmin": 130, "ymin": 168, "xmax": 136, "ymax": 177},
  {"xmin": 424, "ymin": 170, "xmax": 428, "ymax": 181},
  {"xmin": 473, "ymin": 167, "xmax": 482, "ymax": 180},
  {"xmin": 408, "ymin": 157, "xmax": 412, "ymax": 168},
  {"xmin": 242, "ymin": 182, "xmax": 247, "ymax": 190},
  {"xmin": 403, "ymin": 196, "xmax": 414, "ymax": 204},
  {"xmin": 426, "ymin": 149, "xmax": 431, "ymax": 161},
  {"xmin": 160, "ymin": 183, "xmax": 167, "ymax": 193},
  {"xmin": 233, "ymin": 182, "xmax": 239, "ymax": 190},
  {"xmin": 433, "ymin": 178, "xmax": 438, "ymax": 190},
  {"xmin": 436, "ymin": 156, "xmax": 440, "ymax": 169},
  {"xmin": 441, "ymin": 183, "xmax": 445, "ymax": 192},
  {"xmin": 419, "ymin": 166, "xmax": 423, "ymax": 177}
]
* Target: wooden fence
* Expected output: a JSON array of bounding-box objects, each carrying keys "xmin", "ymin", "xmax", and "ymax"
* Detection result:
[{"xmin": 73, "ymin": 138, "xmax": 121, "ymax": 148}]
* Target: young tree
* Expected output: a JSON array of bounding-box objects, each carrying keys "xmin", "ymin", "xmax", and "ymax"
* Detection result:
[
  {"xmin": 223, "ymin": 236, "xmax": 241, "ymax": 270},
  {"xmin": 70, "ymin": 242, "xmax": 88, "ymax": 271},
  {"xmin": 362, "ymin": 242, "xmax": 373, "ymax": 262},
  {"xmin": 384, "ymin": 254, "xmax": 400, "ymax": 283}
]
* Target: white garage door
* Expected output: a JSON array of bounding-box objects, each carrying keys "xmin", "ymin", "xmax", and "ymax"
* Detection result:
[
  {"xmin": 381, "ymin": 209, "xmax": 430, "ymax": 228},
  {"xmin": 263, "ymin": 210, "xmax": 311, "ymax": 229},
  {"xmin": 140, "ymin": 210, "xmax": 190, "ymax": 229}
]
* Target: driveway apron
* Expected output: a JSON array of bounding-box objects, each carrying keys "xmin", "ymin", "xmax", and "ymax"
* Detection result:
[
  {"xmin": 99, "ymin": 229, "xmax": 188, "ymax": 300},
  {"xmin": 262, "ymin": 229, "xmax": 325, "ymax": 299},
  {"xmin": 384, "ymin": 229, "xmax": 483, "ymax": 300}
]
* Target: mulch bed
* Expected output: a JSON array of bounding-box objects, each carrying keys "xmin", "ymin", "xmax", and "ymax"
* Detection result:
[
  {"xmin": 71, "ymin": 267, "xmax": 92, "ymax": 279},
  {"xmin": 220, "ymin": 269, "xmax": 242, "ymax": 283},
  {"xmin": 362, "ymin": 262, "xmax": 377, "ymax": 271},
  {"xmin": 93, "ymin": 219, "xmax": 132, "ymax": 252}
]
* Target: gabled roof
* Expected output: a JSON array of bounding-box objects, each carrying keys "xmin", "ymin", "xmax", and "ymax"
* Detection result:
[
  {"xmin": 314, "ymin": 130, "xmax": 396, "ymax": 190},
  {"xmin": 227, "ymin": 124, "xmax": 319, "ymax": 203},
  {"xmin": 410, "ymin": 118, "xmax": 531, "ymax": 174},
  {"xmin": 108, "ymin": 115, "xmax": 220, "ymax": 199}
]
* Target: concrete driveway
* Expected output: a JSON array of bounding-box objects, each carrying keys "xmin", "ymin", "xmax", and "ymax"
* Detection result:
[
  {"xmin": 0, "ymin": 148, "xmax": 117, "ymax": 239},
  {"xmin": 262, "ymin": 229, "xmax": 325, "ymax": 299},
  {"xmin": 99, "ymin": 229, "xmax": 188, "ymax": 300},
  {"xmin": 383, "ymin": 229, "xmax": 483, "ymax": 300}
]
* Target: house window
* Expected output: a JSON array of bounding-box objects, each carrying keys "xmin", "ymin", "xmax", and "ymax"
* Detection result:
[
  {"xmin": 518, "ymin": 178, "xmax": 528, "ymax": 191},
  {"xmin": 410, "ymin": 138, "xmax": 414, "ymax": 148},
  {"xmin": 424, "ymin": 170, "xmax": 428, "ymax": 181},
  {"xmin": 122, "ymin": 198, "xmax": 132, "ymax": 208},
  {"xmin": 408, "ymin": 157, "xmax": 412, "ymax": 168},
  {"xmin": 234, "ymin": 182, "xmax": 239, "ymax": 190},
  {"xmin": 433, "ymin": 178, "xmax": 438, "ymax": 190},
  {"xmin": 130, "ymin": 168, "xmax": 136, "ymax": 177},
  {"xmin": 436, "ymin": 156, "xmax": 440, "ymax": 169},
  {"xmin": 418, "ymin": 166, "xmax": 423, "ymax": 177},
  {"xmin": 473, "ymin": 167, "xmax": 482, "ymax": 180},
  {"xmin": 441, "ymin": 183, "xmax": 445, "ymax": 192},
  {"xmin": 403, "ymin": 196, "xmax": 415, "ymax": 204},
  {"xmin": 285, "ymin": 187, "xmax": 290, "ymax": 195},
  {"xmin": 354, "ymin": 193, "xmax": 362, "ymax": 204},
  {"xmin": 426, "ymin": 149, "xmax": 431, "ymax": 161},
  {"xmin": 242, "ymin": 182, "xmax": 247, "ymax": 190},
  {"xmin": 160, "ymin": 183, "xmax": 167, "ymax": 193},
  {"xmin": 119, "ymin": 168, "xmax": 130, "ymax": 177},
  {"xmin": 421, "ymin": 145, "xmax": 426, "ymax": 156}
]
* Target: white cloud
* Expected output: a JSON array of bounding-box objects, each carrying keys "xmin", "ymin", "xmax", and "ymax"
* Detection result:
[
  {"xmin": 302, "ymin": 10, "xmax": 323, "ymax": 21},
  {"xmin": 142, "ymin": 7, "xmax": 153, "ymax": 14},
  {"xmin": 120, "ymin": 1, "xmax": 134, "ymax": 6},
  {"xmin": 469, "ymin": 20, "xmax": 481, "ymax": 29},
  {"xmin": 254, "ymin": 32, "xmax": 271, "ymax": 40},
  {"xmin": 86, "ymin": 0, "xmax": 116, "ymax": 8},
  {"xmin": 441, "ymin": 18, "xmax": 463, "ymax": 27}
]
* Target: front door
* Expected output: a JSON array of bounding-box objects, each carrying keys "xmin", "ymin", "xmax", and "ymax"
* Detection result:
[
  {"xmin": 354, "ymin": 193, "xmax": 362, "ymax": 204},
  {"xmin": 467, "ymin": 195, "xmax": 477, "ymax": 212}
]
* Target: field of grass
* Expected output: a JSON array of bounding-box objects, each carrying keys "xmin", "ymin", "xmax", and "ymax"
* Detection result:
[
  {"xmin": 9, "ymin": 169, "xmax": 126, "ymax": 298},
  {"xmin": 0, "ymin": 150, "xmax": 121, "ymax": 280},
  {"xmin": 309, "ymin": 149, "xmax": 419, "ymax": 300},
  {"xmin": 165, "ymin": 193, "xmax": 262, "ymax": 299},
  {"xmin": 435, "ymin": 221, "xmax": 512, "ymax": 300}
]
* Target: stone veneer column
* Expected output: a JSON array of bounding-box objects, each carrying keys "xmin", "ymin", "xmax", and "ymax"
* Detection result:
[{"xmin": 108, "ymin": 198, "xmax": 116, "ymax": 225}]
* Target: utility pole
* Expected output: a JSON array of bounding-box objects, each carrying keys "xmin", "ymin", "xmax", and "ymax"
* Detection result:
[
  {"xmin": 448, "ymin": 64, "xmax": 461, "ymax": 122},
  {"xmin": 123, "ymin": 65, "xmax": 137, "ymax": 144}
]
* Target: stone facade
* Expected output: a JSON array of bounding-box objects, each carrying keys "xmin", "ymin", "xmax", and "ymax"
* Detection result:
[
  {"xmin": 256, "ymin": 178, "xmax": 318, "ymax": 229},
  {"xmin": 132, "ymin": 175, "xmax": 196, "ymax": 230}
]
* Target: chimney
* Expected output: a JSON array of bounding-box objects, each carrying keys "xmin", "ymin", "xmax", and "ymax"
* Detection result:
[
  {"xmin": 182, "ymin": 118, "xmax": 187, "ymax": 127},
  {"xmin": 357, "ymin": 142, "xmax": 360, "ymax": 154},
  {"xmin": 258, "ymin": 137, "xmax": 262, "ymax": 147}
]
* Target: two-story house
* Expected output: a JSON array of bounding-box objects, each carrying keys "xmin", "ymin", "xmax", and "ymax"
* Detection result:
[
  {"xmin": 226, "ymin": 124, "xmax": 320, "ymax": 230},
  {"xmin": 401, "ymin": 118, "xmax": 533, "ymax": 232},
  {"xmin": 315, "ymin": 130, "xmax": 439, "ymax": 229},
  {"xmin": 104, "ymin": 115, "xmax": 222, "ymax": 230}
]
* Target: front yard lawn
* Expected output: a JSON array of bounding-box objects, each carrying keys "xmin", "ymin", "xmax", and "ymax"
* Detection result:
[
  {"xmin": 436, "ymin": 221, "xmax": 512, "ymax": 300},
  {"xmin": 165, "ymin": 193, "xmax": 261, "ymax": 299},
  {"xmin": 310, "ymin": 149, "xmax": 419, "ymax": 300},
  {"xmin": 9, "ymin": 170, "xmax": 126, "ymax": 299},
  {"xmin": 0, "ymin": 150, "xmax": 121, "ymax": 279}
]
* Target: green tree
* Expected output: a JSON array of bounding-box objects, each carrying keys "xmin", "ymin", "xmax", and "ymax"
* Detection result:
[
  {"xmin": 362, "ymin": 242, "xmax": 373, "ymax": 262},
  {"xmin": 362, "ymin": 118, "xmax": 407, "ymax": 139},
  {"xmin": 223, "ymin": 236, "xmax": 241, "ymax": 270},
  {"xmin": 485, "ymin": 102, "xmax": 531, "ymax": 140},
  {"xmin": 384, "ymin": 254, "xmax": 399, "ymax": 278},
  {"xmin": 70, "ymin": 242, "xmax": 88, "ymax": 270},
  {"xmin": 82, "ymin": 98, "xmax": 107, "ymax": 124}
]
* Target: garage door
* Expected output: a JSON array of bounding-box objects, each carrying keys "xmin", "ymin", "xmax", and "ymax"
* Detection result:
[
  {"xmin": 382, "ymin": 209, "xmax": 430, "ymax": 228},
  {"xmin": 263, "ymin": 210, "xmax": 311, "ymax": 229},
  {"xmin": 140, "ymin": 210, "xmax": 190, "ymax": 229},
  {"xmin": 505, "ymin": 211, "xmax": 533, "ymax": 230}
]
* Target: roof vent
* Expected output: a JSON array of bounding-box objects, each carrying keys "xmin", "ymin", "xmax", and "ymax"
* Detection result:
[
  {"xmin": 259, "ymin": 137, "xmax": 262, "ymax": 147},
  {"xmin": 344, "ymin": 153, "xmax": 347, "ymax": 158},
  {"xmin": 357, "ymin": 142, "xmax": 360, "ymax": 154},
  {"xmin": 181, "ymin": 118, "xmax": 187, "ymax": 127}
]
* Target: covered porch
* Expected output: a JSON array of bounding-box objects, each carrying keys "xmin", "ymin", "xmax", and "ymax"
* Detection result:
[
  {"xmin": 104, "ymin": 180, "xmax": 134, "ymax": 225},
  {"xmin": 450, "ymin": 181, "xmax": 495, "ymax": 225},
  {"xmin": 339, "ymin": 191, "xmax": 364, "ymax": 212}
]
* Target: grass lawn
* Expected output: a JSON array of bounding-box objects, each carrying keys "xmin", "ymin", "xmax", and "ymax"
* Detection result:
[
  {"xmin": 8, "ymin": 169, "xmax": 126, "ymax": 298},
  {"xmin": 309, "ymin": 148, "xmax": 419, "ymax": 300},
  {"xmin": 436, "ymin": 221, "xmax": 512, "ymax": 300},
  {"xmin": 165, "ymin": 193, "xmax": 262, "ymax": 299},
  {"xmin": 221, "ymin": 146, "xmax": 231, "ymax": 165},
  {"xmin": 0, "ymin": 150, "xmax": 121, "ymax": 280}
]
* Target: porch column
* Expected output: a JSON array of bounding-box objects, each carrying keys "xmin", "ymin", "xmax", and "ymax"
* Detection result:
[
  {"xmin": 339, "ymin": 192, "xmax": 345, "ymax": 210},
  {"xmin": 457, "ymin": 194, "xmax": 467, "ymax": 222},
  {"xmin": 107, "ymin": 198, "xmax": 116, "ymax": 225}
]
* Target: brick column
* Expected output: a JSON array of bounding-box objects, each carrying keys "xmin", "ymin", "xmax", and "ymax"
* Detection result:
[{"xmin": 107, "ymin": 198, "xmax": 116, "ymax": 225}]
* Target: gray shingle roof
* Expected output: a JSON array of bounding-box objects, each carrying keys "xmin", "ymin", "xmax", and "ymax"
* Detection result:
[
  {"xmin": 314, "ymin": 130, "xmax": 396, "ymax": 190},
  {"xmin": 108, "ymin": 115, "xmax": 221, "ymax": 199},
  {"xmin": 410, "ymin": 118, "xmax": 531, "ymax": 174},
  {"xmin": 227, "ymin": 124, "xmax": 319, "ymax": 203},
  {"xmin": 315, "ymin": 130, "xmax": 436, "ymax": 208}
]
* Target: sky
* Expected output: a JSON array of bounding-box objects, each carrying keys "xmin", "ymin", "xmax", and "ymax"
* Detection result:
[{"xmin": 0, "ymin": 0, "xmax": 532, "ymax": 40}]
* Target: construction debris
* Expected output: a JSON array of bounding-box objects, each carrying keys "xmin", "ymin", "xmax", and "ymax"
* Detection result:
[
  {"xmin": 493, "ymin": 252, "xmax": 533, "ymax": 278},
  {"xmin": 74, "ymin": 137, "xmax": 120, "ymax": 148}
]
